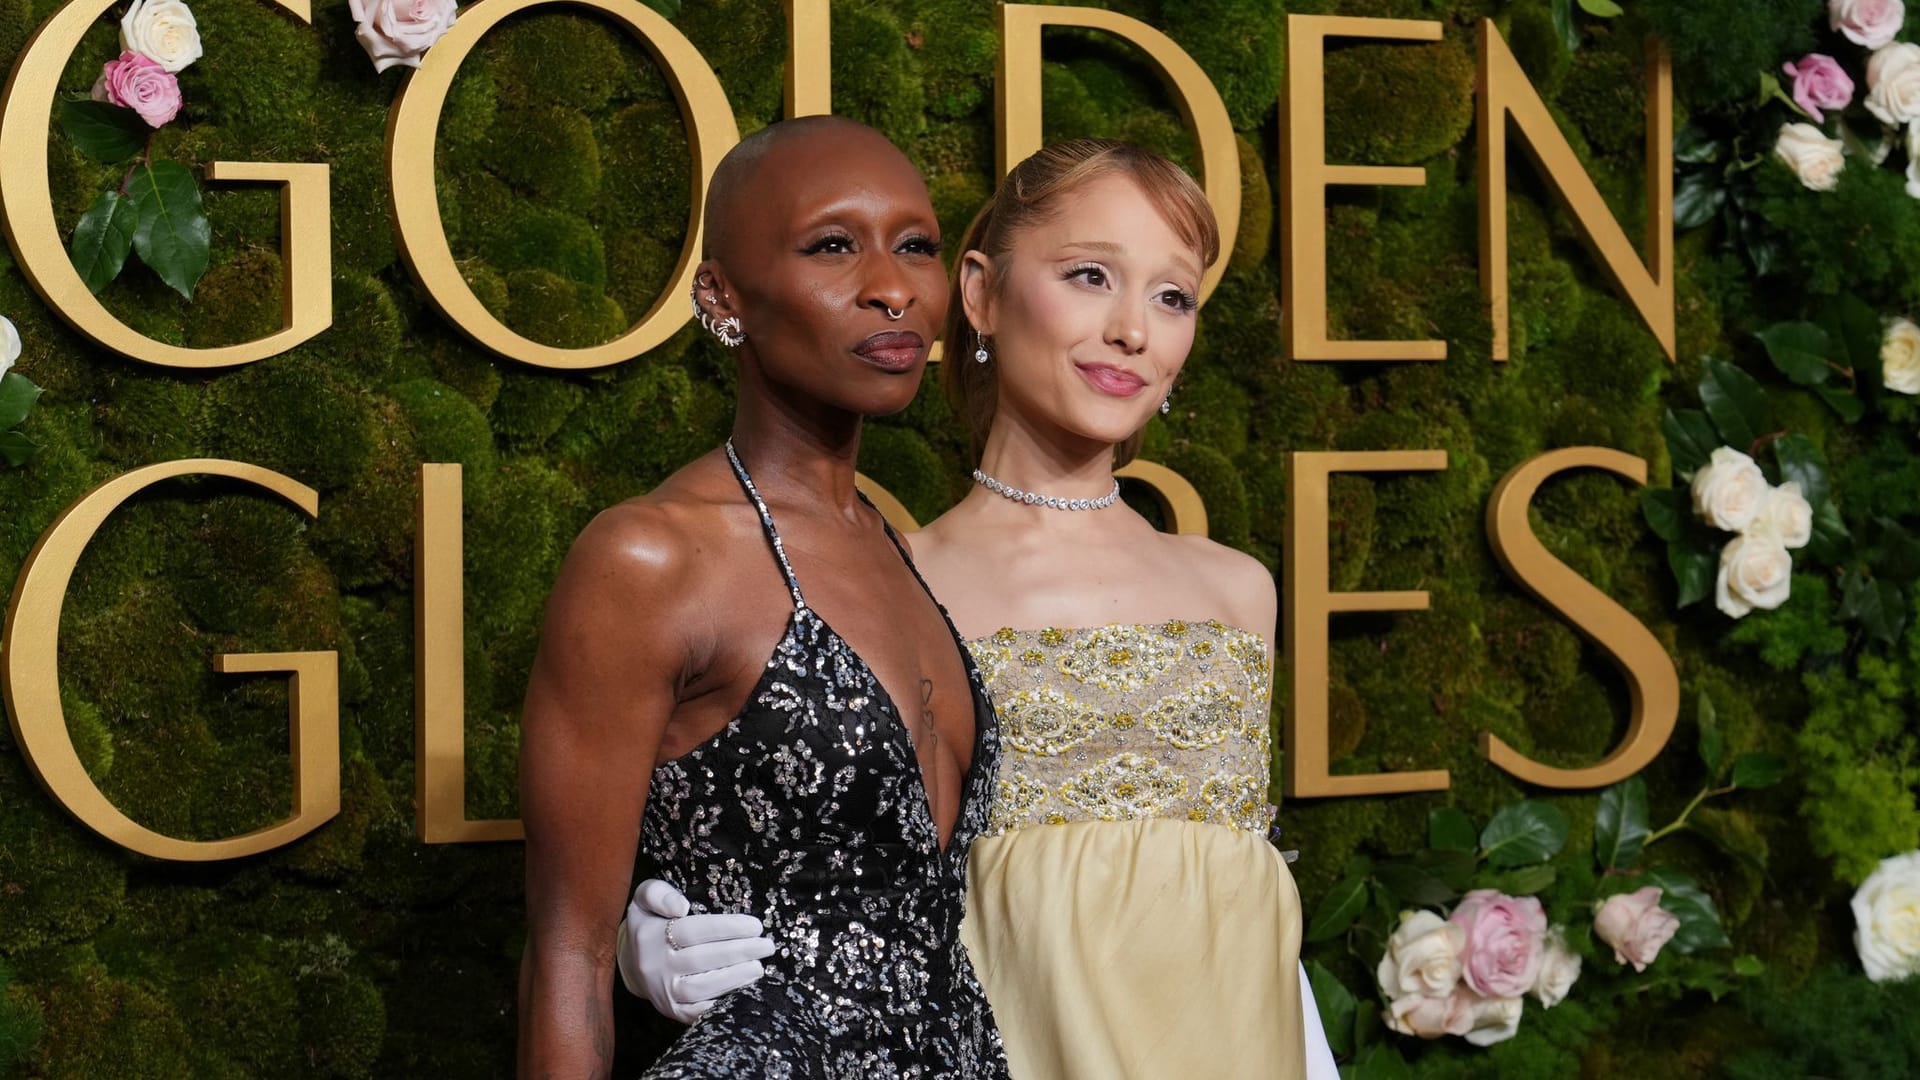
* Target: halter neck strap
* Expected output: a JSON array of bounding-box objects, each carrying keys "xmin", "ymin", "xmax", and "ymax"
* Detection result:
[{"xmin": 723, "ymin": 439, "xmax": 807, "ymax": 611}]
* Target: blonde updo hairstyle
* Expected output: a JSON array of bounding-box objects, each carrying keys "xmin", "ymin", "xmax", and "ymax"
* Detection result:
[{"xmin": 943, "ymin": 138, "xmax": 1220, "ymax": 467}]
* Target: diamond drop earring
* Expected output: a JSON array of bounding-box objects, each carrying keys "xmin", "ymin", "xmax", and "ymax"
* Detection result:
[
  {"xmin": 973, "ymin": 332, "xmax": 990, "ymax": 364},
  {"xmin": 1160, "ymin": 396, "xmax": 1171, "ymax": 416}
]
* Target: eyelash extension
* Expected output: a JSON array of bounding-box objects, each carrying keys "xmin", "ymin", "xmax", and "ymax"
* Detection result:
[
  {"xmin": 802, "ymin": 234, "xmax": 855, "ymax": 255},
  {"xmin": 899, "ymin": 233, "xmax": 943, "ymax": 255},
  {"xmin": 1167, "ymin": 289, "xmax": 1199, "ymax": 313},
  {"xmin": 1063, "ymin": 263, "xmax": 1107, "ymax": 285}
]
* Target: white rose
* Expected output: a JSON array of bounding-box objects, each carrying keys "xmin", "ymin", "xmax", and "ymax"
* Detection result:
[
  {"xmin": 1531, "ymin": 929, "xmax": 1582, "ymax": 1008},
  {"xmin": 1884, "ymin": 316, "xmax": 1920, "ymax": 393},
  {"xmin": 119, "ymin": 0, "xmax": 202, "ymax": 74},
  {"xmin": 1747, "ymin": 482, "xmax": 1814, "ymax": 551},
  {"xmin": 1867, "ymin": 43, "xmax": 1920, "ymax": 126},
  {"xmin": 1906, "ymin": 124, "xmax": 1920, "ymax": 199},
  {"xmin": 1833, "ymin": 0, "xmax": 1907, "ymax": 50},
  {"xmin": 1691, "ymin": 446, "xmax": 1768, "ymax": 532},
  {"xmin": 349, "ymin": 0, "xmax": 460, "ymax": 73},
  {"xmin": 1854, "ymin": 850, "xmax": 1920, "ymax": 982},
  {"xmin": 0, "ymin": 315, "xmax": 18, "ymax": 382},
  {"xmin": 1377, "ymin": 910, "xmax": 1467, "ymax": 1001},
  {"xmin": 1774, "ymin": 123, "xmax": 1846, "ymax": 192},
  {"xmin": 1462, "ymin": 994, "xmax": 1524, "ymax": 1047},
  {"xmin": 1716, "ymin": 534, "xmax": 1794, "ymax": 618}
]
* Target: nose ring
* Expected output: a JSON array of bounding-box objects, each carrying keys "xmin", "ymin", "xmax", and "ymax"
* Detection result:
[{"xmin": 883, "ymin": 305, "xmax": 906, "ymax": 321}]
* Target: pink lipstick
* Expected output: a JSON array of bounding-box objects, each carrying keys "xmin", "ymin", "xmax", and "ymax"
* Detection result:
[{"xmin": 1075, "ymin": 362, "xmax": 1147, "ymax": 397}]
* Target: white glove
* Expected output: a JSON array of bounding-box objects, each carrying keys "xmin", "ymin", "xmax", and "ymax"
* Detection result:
[{"xmin": 616, "ymin": 878, "xmax": 777, "ymax": 1024}]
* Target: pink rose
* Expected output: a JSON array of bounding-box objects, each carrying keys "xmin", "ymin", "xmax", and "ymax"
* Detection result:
[
  {"xmin": 1783, "ymin": 54, "xmax": 1856, "ymax": 122},
  {"xmin": 1385, "ymin": 985, "xmax": 1475, "ymax": 1039},
  {"xmin": 1593, "ymin": 886, "xmax": 1682, "ymax": 972},
  {"xmin": 89, "ymin": 51, "xmax": 180, "ymax": 129},
  {"xmin": 1831, "ymin": 0, "xmax": 1906, "ymax": 49},
  {"xmin": 348, "ymin": 0, "xmax": 459, "ymax": 73},
  {"xmin": 1449, "ymin": 889, "xmax": 1548, "ymax": 999}
]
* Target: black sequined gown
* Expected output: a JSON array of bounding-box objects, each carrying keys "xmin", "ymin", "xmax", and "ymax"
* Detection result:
[{"xmin": 637, "ymin": 444, "xmax": 1010, "ymax": 1079}]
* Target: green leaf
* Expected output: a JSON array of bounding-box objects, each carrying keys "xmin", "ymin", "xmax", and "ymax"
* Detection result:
[
  {"xmin": 128, "ymin": 161, "xmax": 210, "ymax": 300},
  {"xmin": 1814, "ymin": 383, "xmax": 1867, "ymax": 423},
  {"xmin": 1550, "ymin": 0, "xmax": 1579, "ymax": 54},
  {"xmin": 1733, "ymin": 954, "xmax": 1766, "ymax": 977},
  {"xmin": 1352, "ymin": 1044, "xmax": 1412, "ymax": 1080},
  {"xmin": 1414, "ymin": 848, "xmax": 1477, "ymax": 892},
  {"xmin": 1576, "ymin": 0, "xmax": 1624, "ymax": 15},
  {"xmin": 1428, "ymin": 807, "xmax": 1476, "ymax": 853},
  {"xmin": 1306, "ymin": 875, "xmax": 1367, "ymax": 943},
  {"xmin": 1808, "ymin": 499, "xmax": 1851, "ymax": 564},
  {"xmin": 1306, "ymin": 962, "xmax": 1356, "ymax": 1059},
  {"xmin": 1674, "ymin": 126, "xmax": 1723, "ymax": 166},
  {"xmin": 1644, "ymin": 866, "xmax": 1731, "ymax": 952},
  {"xmin": 0, "ymin": 429, "xmax": 38, "ymax": 467},
  {"xmin": 1730, "ymin": 753, "xmax": 1787, "ymax": 790},
  {"xmin": 58, "ymin": 98, "xmax": 148, "ymax": 163},
  {"xmin": 1771, "ymin": 434, "xmax": 1830, "ymax": 509},
  {"xmin": 69, "ymin": 189, "xmax": 137, "ymax": 295},
  {"xmin": 1640, "ymin": 487, "xmax": 1688, "ymax": 542},
  {"xmin": 1871, "ymin": 516, "xmax": 1920, "ymax": 578},
  {"xmin": 0, "ymin": 372, "xmax": 43, "ymax": 431},
  {"xmin": 1662, "ymin": 408, "xmax": 1720, "ymax": 479},
  {"xmin": 1479, "ymin": 800, "xmax": 1570, "ymax": 868},
  {"xmin": 1668, "ymin": 540, "xmax": 1715, "ymax": 608},
  {"xmin": 1490, "ymin": 863, "xmax": 1558, "ymax": 896},
  {"xmin": 1374, "ymin": 861, "xmax": 1458, "ymax": 907},
  {"xmin": 1699, "ymin": 358, "xmax": 1776, "ymax": 452},
  {"xmin": 1840, "ymin": 571, "xmax": 1906, "ymax": 646},
  {"xmin": 1596, "ymin": 775, "xmax": 1650, "ymax": 870},
  {"xmin": 1697, "ymin": 690, "xmax": 1724, "ymax": 778},
  {"xmin": 1822, "ymin": 293, "xmax": 1883, "ymax": 392},
  {"xmin": 1673, "ymin": 172, "xmax": 1726, "ymax": 230},
  {"xmin": 1755, "ymin": 322, "xmax": 1832, "ymax": 386}
]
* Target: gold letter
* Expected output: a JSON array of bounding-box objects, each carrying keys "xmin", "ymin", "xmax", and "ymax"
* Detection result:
[
  {"xmin": 0, "ymin": 0, "xmax": 331, "ymax": 368},
  {"xmin": 784, "ymin": 0, "xmax": 830, "ymax": 117},
  {"xmin": 387, "ymin": 0, "xmax": 739, "ymax": 370},
  {"xmin": 1483, "ymin": 448, "xmax": 1679, "ymax": 786},
  {"xmin": 1, "ymin": 460, "xmax": 339, "ymax": 860},
  {"xmin": 1284, "ymin": 450, "xmax": 1450, "ymax": 797},
  {"xmin": 997, "ymin": 4, "xmax": 1240, "ymax": 298},
  {"xmin": 1116, "ymin": 459, "xmax": 1209, "ymax": 536},
  {"xmin": 416, "ymin": 464, "xmax": 523, "ymax": 842},
  {"xmin": 1479, "ymin": 20, "xmax": 1673, "ymax": 361},
  {"xmin": 1281, "ymin": 15, "xmax": 1445, "ymax": 362}
]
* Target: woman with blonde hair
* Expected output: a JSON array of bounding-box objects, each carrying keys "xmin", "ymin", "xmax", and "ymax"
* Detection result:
[{"xmin": 623, "ymin": 139, "xmax": 1333, "ymax": 1078}]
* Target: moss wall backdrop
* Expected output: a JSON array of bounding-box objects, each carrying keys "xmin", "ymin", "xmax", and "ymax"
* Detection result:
[{"xmin": 1, "ymin": 0, "xmax": 1917, "ymax": 1075}]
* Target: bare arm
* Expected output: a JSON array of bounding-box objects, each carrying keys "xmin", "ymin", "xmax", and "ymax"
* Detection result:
[{"xmin": 518, "ymin": 507, "xmax": 696, "ymax": 1079}]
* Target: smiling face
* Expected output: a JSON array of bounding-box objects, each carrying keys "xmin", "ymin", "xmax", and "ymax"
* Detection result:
[
  {"xmin": 700, "ymin": 120, "xmax": 948, "ymax": 419},
  {"xmin": 961, "ymin": 173, "xmax": 1204, "ymax": 448}
]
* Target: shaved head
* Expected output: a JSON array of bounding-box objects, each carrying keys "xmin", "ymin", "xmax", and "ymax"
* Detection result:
[{"xmin": 701, "ymin": 116, "xmax": 910, "ymax": 264}]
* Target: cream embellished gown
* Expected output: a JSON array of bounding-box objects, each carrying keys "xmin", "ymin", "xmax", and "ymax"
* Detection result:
[{"xmin": 960, "ymin": 619, "xmax": 1306, "ymax": 1080}]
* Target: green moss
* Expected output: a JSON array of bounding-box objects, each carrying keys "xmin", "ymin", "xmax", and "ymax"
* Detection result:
[
  {"xmin": 600, "ymin": 101, "xmax": 692, "ymax": 242},
  {"xmin": 184, "ymin": 250, "xmax": 283, "ymax": 348},
  {"xmin": 1324, "ymin": 41, "xmax": 1476, "ymax": 166},
  {"xmin": 1162, "ymin": 0, "xmax": 1284, "ymax": 131},
  {"xmin": 503, "ymin": 269, "xmax": 627, "ymax": 350},
  {"xmin": 829, "ymin": 6, "xmax": 926, "ymax": 145},
  {"xmin": 1642, "ymin": 0, "xmax": 1821, "ymax": 110},
  {"xmin": 490, "ymin": 12, "xmax": 627, "ymax": 112},
  {"xmin": 1164, "ymin": 443, "xmax": 1249, "ymax": 552},
  {"xmin": 485, "ymin": 107, "xmax": 603, "ymax": 215},
  {"xmin": 392, "ymin": 378, "xmax": 499, "ymax": 486},
  {"xmin": 476, "ymin": 204, "xmax": 609, "ymax": 290},
  {"xmin": 858, "ymin": 425, "xmax": 951, "ymax": 525}
]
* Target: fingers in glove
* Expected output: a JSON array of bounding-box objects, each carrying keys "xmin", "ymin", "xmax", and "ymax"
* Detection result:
[
  {"xmin": 673, "ymin": 960, "xmax": 767, "ymax": 1004},
  {"xmin": 666, "ymin": 934, "xmax": 779, "ymax": 978},
  {"xmin": 634, "ymin": 878, "xmax": 692, "ymax": 919},
  {"xmin": 664, "ymin": 912, "xmax": 766, "ymax": 948}
]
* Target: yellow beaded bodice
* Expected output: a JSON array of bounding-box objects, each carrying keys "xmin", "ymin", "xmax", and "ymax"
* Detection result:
[{"xmin": 967, "ymin": 619, "xmax": 1275, "ymax": 838}]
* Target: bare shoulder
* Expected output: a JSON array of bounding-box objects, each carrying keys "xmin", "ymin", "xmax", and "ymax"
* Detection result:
[{"xmin": 1158, "ymin": 532, "xmax": 1277, "ymax": 634}]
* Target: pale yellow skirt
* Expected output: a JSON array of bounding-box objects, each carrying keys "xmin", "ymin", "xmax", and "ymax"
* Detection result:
[{"xmin": 962, "ymin": 818, "xmax": 1306, "ymax": 1080}]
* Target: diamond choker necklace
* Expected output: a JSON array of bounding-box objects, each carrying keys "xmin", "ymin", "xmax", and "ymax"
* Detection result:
[{"xmin": 971, "ymin": 468, "xmax": 1121, "ymax": 511}]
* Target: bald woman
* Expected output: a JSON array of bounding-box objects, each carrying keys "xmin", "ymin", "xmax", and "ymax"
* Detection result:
[{"xmin": 516, "ymin": 118, "xmax": 1010, "ymax": 1079}]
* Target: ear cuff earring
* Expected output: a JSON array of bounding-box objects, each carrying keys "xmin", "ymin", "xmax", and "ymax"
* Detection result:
[{"xmin": 689, "ymin": 282, "xmax": 745, "ymax": 348}]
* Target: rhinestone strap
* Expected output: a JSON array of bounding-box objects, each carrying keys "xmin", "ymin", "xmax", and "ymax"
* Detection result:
[{"xmin": 971, "ymin": 469, "xmax": 1121, "ymax": 512}]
